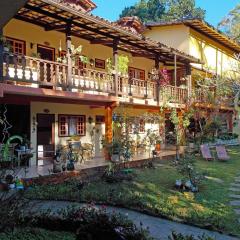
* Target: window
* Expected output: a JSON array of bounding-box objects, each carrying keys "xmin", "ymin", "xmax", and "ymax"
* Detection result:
[
  {"xmin": 129, "ymin": 67, "xmax": 145, "ymax": 80},
  {"xmin": 6, "ymin": 37, "xmax": 26, "ymax": 55},
  {"xmin": 58, "ymin": 115, "xmax": 86, "ymax": 137}
]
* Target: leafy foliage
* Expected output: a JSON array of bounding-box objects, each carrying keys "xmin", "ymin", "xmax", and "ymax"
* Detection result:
[
  {"xmin": 120, "ymin": 0, "xmax": 205, "ymax": 23},
  {"xmin": 218, "ymin": 4, "xmax": 240, "ymax": 42},
  {"xmin": 169, "ymin": 232, "xmax": 214, "ymax": 240}
]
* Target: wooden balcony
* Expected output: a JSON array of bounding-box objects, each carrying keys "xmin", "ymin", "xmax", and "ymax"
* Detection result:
[
  {"xmin": 160, "ymin": 85, "xmax": 188, "ymax": 104},
  {"xmin": 1, "ymin": 53, "xmax": 188, "ymax": 105}
]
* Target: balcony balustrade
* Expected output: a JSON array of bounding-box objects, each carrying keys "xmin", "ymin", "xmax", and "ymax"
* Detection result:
[{"xmin": 2, "ymin": 52, "xmax": 188, "ymax": 104}]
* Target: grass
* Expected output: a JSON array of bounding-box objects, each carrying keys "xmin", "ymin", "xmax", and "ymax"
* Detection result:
[{"xmin": 24, "ymin": 147, "xmax": 240, "ymax": 236}]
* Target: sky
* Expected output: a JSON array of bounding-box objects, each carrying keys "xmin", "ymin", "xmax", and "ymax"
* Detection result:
[{"xmin": 92, "ymin": 0, "xmax": 239, "ymax": 27}]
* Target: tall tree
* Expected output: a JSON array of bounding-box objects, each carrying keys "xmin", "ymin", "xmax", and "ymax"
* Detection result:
[
  {"xmin": 119, "ymin": 0, "xmax": 205, "ymax": 23},
  {"xmin": 218, "ymin": 4, "xmax": 240, "ymax": 42},
  {"xmin": 164, "ymin": 0, "xmax": 205, "ymax": 21}
]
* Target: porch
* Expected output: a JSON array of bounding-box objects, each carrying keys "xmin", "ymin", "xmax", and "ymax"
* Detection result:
[{"xmin": 12, "ymin": 147, "xmax": 181, "ymax": 179}]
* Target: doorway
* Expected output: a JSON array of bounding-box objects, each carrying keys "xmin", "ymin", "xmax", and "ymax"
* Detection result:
[
  {"xmin": 37, "ymin": 45, "xmax": 55, "ymax": 85},
  {"xmin": 37, "ymin": 114, "xmax": 55, "ymax": 166}
]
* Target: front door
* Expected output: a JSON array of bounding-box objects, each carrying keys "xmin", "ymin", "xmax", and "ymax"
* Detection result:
[
  {"xmin": 37, "ymin": 45, "xmax": 55, "ymax": 85},
  {"xmin": 37, "ymin": 114, "xmax": 55, "ymax": 166}
]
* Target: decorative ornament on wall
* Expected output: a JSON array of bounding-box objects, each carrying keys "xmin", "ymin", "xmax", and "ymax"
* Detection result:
[{"xmin": 43, "ymin": 109, "xmax": 50, "ymax": 114}]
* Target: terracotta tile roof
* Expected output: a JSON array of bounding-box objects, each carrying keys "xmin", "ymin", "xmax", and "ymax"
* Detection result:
[
  {"xmin": 55, "ymin": 0, "xmax": 96, "ymax": 12},
  {"xmin": 15, "ymin": 0, "xmax": 202, "ymax": 64},
  {"xmin": 146, "ymin": 19, "xmax": 240, "ymax": 53}
]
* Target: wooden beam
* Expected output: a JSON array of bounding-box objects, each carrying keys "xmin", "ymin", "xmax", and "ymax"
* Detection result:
[
  {"xmin": 90, "ymin": 39, "xmax": 112, "ymax": 45},
  {"xmin": 45, "ymin": 23, "xmax": 68, "ymax": 31}
]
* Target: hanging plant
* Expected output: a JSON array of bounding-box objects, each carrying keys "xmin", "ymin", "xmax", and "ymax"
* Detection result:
[
  {"xmin": 57, "ymin": 44, "xmax": 89, "ymax": 66},
  {"xmin": 106, "ymin": 55, "xmax": 129, "ymax": 77}
]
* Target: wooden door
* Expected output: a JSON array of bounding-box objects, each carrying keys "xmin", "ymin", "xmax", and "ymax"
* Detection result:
[
  {"xmin": 37, "ymin": 45, "xmax": 55, "ymax": 85},
  {"xmin": 37, "ymin": 114, "xmax": 55, "ymax": 165}
]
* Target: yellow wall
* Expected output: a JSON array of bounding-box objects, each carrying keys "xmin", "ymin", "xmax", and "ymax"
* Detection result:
[
  {"xmin": 30, "ymin": 102, "xmax": 106, "ymax": 165},
  {"xmin": 4, "ymin": 19, "xmax": 155, "ymax": 80},
  {"xmin": 144, "ymin": 25, "xmax": 190, "ymax": 53},
  {"xmin": 189, "ymin": 28, "xmax": 238, "ymax": 76},
  {"xmin": 144, "ymin": 24, "xmax": 239, "ymax": 77}
]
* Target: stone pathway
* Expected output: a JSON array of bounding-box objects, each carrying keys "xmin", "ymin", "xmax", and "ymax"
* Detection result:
[
  {"xmin": 229, "ymin": 174, "xmax": 240, "ymax": 224},
  {"xmin": 23, "ymin": 200, "xmax": 239, "ymax": 240}
]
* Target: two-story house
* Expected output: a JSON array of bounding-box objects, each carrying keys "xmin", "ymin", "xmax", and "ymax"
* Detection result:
[{"xmin": 0, "ymin": 0, "xmax": 202, "ymax": 167}]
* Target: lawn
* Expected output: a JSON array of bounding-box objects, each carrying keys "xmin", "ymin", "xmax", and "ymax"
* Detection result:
[{"xmin": 24, "ymin": 147, "xmax": 240, "ymax": 236}]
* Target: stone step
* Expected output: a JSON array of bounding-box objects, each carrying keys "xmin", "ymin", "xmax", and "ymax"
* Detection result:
[
  {"xmin": 229, "ymin": 187, "xmax": 240, "ymax": 192},
  {"xmin": 230, "ymin": 200, "xmax": 240, "ymax": 206},
  {"xmin": 235, "ymin": 177, "xmax": 240, "ymax": 181},
  {"xmin": 231, "ymin": 183, "xmax": 240, "ymax": 188},
  {"xmin": 234, "ymin": 209, "xmax": 240, "ymax": 215},
  {"xmin": 229, "ymin": 194, "xmax": 240, "ymax": 199}
]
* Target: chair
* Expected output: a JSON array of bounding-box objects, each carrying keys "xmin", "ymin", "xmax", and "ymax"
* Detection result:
[
  {"xmin": 216, "ymin": 145, "xmax": 230, "ymax": 161},
  {"xmin": 200, "ymin": 144, "xmax": 214, "ymax": 161}
]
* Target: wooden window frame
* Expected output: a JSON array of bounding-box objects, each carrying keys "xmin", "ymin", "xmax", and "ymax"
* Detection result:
[
  {"xmin": 58, "ymin": 114, "xmax": 86, "ymax": 137},
  {"xmin": 37, "ymin": 44, "xmax": 55, "ymax": 61},
  {"xmin": 6, "ymin": 36, "xmax": 26, "ymax": 55},
  {"xmin": 128, "ymin": 67, "xmax": 145, "ymax": 80}
]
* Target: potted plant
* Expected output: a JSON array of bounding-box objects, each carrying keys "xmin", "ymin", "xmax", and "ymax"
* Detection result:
[
  {"xmin": 0, "ymin": 37, "xmax": 11, "ymax": 53},
  {"xmin": 155, "ymin": 139, "xmax": 162, "ymax": 151},
  {"xmin": 109, "ymin": 140, "xmax": 121, "ymax": 162},
  {"xmin": 106, "ymin": 55, "xmax": 129, "ymax": 77}
]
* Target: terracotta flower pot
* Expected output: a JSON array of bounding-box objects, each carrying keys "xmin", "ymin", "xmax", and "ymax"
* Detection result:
[{"xmin": 155, "ymin": 143, "xmax": 161, "ymax": 151}]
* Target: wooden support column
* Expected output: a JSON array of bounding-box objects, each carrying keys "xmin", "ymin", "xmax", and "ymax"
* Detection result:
[
  {"xmin": 105, "ymin": 106, "xmax": 113, "ymax": 143},
  {"xmin": 66, "ymin": 22, "xmax": 72, "ymax": 89},
  {"xmin": 0, "ymin": 29, "xmax": 3, "ymax": 82},
  {"xmin": 186, "ymin": 63, "xmax": 192, "ymax": 101},
  {"xmin": 174, "ymin": 54, "xmax": 177, "ymax": 99},
  {"xmin": 155, "ymin": 55, "xmax": 160, "ymax": 104},
  {"xmin": 113, "ymin": 38, "xmax": 119, "ymax": 96}
]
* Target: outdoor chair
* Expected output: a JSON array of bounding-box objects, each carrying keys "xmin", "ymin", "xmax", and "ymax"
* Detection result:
[
  {"xmin": 200, "ymin": 144, "xmax": 214, "ymax": 161},
  {"xmin": 216, "ymin": 145, "xmax": 230, "ymax": 161}
]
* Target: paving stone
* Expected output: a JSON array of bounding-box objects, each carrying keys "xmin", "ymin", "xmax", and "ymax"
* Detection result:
[
  {"xmin": 234, "ymin": 209, "xmax": 240, "ymax": 215},
  {"xmin": 229, "ymin": 187, "xmax": 240, "ymax": 192},
  {"xmin": 229, "ymin": 194, "xmax": 240, "ymax": 199},
  {"xmin": 229, "ymin": 200, "xmax": 240, "ymax": 206},
  {"xmin": 231, "ymin": 183, "xmax": 240, "ymax": 188}
]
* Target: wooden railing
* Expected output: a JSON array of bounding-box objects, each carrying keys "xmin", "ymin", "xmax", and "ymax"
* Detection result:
[
  {"xmin": 2, "ymin": 52, "xmax": 188, "ymax": 104},
  {"xmin": 160, "ymin": 85, "xmax": 188, "ymax": 103},
  {"xmin": 118, "ymin": 77, "xmax": 157, "ymax": 100},
  {"xmin": 3, "ymin": 53, "xmax": 68, "ymax": 87},
  {"xmin": 71, "ymin": 67, "xmax": 114, "ymax": 94}
]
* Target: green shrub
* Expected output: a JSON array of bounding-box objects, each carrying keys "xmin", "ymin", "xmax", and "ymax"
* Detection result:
[{"xmin": 169, "ymin": 232, "xmax": 215, "ymax": 240}]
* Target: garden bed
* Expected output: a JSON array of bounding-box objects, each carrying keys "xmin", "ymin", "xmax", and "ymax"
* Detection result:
[{"xmin": 23, "ymin": 147, "xmax": 240, "ymax": 236}]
